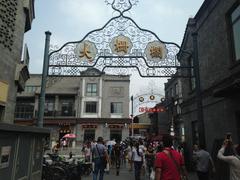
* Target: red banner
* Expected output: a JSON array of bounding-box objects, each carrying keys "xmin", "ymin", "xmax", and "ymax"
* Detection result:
[{"xmin": 139, "ymin": 106, "xmax": 165, "ymax": 113}]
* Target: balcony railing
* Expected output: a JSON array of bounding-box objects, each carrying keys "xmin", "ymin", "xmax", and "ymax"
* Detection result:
[
  {"xmin": 15, "ymin": 112, "xmax": 34, "ymax": 119},
  {"xmin": 15, "ymin": 110, "xmax": 76, "ymax": 119},
  {"xmin": 43, "ymin": 110, "xmax": 76, "ymax": 117}
]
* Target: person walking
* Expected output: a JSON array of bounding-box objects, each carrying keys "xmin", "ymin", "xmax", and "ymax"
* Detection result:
[
  {"xmin": 92, "ymin": 137, "xmax": 109, "ymax": 180},
  {"xmin": 132, "ymin": 142, "xmax": 144, "ymax": 180},
  {"xmin": 217, "ymin": 138, "xmax": 240, "ymax": 180},
  {"xmin": 193, "ymin": 144, "xmax": 215, "ymax": 180},
  {"xmin": 113, "ymin": 139, "xmax": 122, "ymax": 176},
  {"xmin": 154, "ymin": 135, "xmax": 187, "ymax": 180},
  {"xmin": 83, "ymin": 141, "xmax": 91, "ymax": 162},
  {"xmin": 127, "ymin": 141, "xmax": 133, "ymax": 171},
  {"xmin": 146, "ymin": 144, "xmax": 155, "ymax": 178}
]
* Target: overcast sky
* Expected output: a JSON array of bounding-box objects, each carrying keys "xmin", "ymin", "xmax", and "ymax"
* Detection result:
[{"xmin": 24, "ymin": 0, "xmax": 204, "ymax": 113}]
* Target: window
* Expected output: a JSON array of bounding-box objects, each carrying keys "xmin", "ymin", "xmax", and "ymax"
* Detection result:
[
  {"xmin": 189, "ymin": 58, "xmax": 196, "ymax": 90},
  {"xmin": 111, "ymin": 102, "xmax": 123, "ymax": 114},
  {"xmin": 170, "ymin": 88, "xmax": 174, "ymax": 97},
  {"xmin": 86, "ymin": 83, "xmax": 97, "ymax": 96},
  {"xmin": 0, "ymin": 105, "xmax": 5, "ymax": 121},
  {"xmin": 175, "ymin": 83, "xmax": 179, "ymax": 96},
  {"xmin": 192, "ymin": 121, "xmax": 199, "ymax": 145},
  {"xmin": 24, "ymin": 86, "xmax": 39, "ymax": 93},
  {"xmin": 60, "ymin": 98, "xmax": 74, "ymax": 116},
  {"xmin": 231, "ymin": 5, "xmax": 240, "ymax": 61},
  {"xmin": 44, "ymin": 98, "xmax": 55, "ymax": 116},
  {"xmin": 15, "ymin": 100, "xmax": 34, "ymax": 119},
  {"xmin": 85, "ymin": 102, "xmax": 97, "ymax": 113}
]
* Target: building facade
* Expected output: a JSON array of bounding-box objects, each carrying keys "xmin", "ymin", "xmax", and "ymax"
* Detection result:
[
  {"xmin": 178, "ymin": 0, "xmax": 240, "ymax": 167},
  {"xmin": 164, "ymin": 76, "xmax": 184, "ymax": 143},
  {"xmin": 0, "ymin": 0, "xmax": 34, "ymax": 123},
  {"xmin": 148, "ymin": 102, "xmax": 169, "ymax": 141},
  {"xmin": 14, "ymin": 68, "xmax": 130, "ymax": 144}
]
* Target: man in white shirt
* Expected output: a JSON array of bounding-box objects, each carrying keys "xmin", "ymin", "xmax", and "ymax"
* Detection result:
[
  {"xmin": 132, "ymin": 143, "xmax": 143, "ymax": 180},
  {"xmin": 193, "ymin": 145, "xmax": 215, "ymax": 180}
]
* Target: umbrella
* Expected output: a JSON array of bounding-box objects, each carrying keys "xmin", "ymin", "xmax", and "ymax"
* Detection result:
[
  {"xmin": 63, "ymin": 133, "xmax": 76, "ymax": 139},
  {"xmin": 106, "ymin": 140, "xmax": 116, "ymax": 146}
]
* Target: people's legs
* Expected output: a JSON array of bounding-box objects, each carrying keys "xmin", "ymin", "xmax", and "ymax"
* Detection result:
[
  {"xmin": 128, "ymin": 158, "xmax": 132, "ymax": 171},
  {"xmin": 93, "ymin": 159, "xmax": 100, "ymax": 180},
  {"xmin": 116, "ymin": 157, "xmax": 120, "ymax": 175},
  {"xmin": 134, "ymin": 161, "xmax": 142, "ymax": 180},
  {"xmin": 98, "ymin": 163, "xmax": 105, "ymax": 180},
  {"xmin": 134, "ymin": 161, "xmax": 138, "ymax": 180},
  {"xmin": 197, "ymin": 171, "xmax": 209, "ymax": 180},
  {"xmin": 147, "ymin": 164, "xmax": 151, "ymax": 177}
]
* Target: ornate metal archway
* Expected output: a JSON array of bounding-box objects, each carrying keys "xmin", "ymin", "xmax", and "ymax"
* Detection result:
[
  {"xmin": 47, "ymin": 0, "xmax": 192, "ymax": 78},
  {"xmin": 38, "ymin": 0, "xmax": 196, "ymax": 130}
]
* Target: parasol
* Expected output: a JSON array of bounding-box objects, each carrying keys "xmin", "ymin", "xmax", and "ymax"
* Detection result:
[{"xmin": 63, "ymin": 133, "xmax": 76, "ymax": 139}]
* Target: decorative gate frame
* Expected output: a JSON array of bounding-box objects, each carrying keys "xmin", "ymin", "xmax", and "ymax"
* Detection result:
[
  {"xmin": 38, "ymin": 0, "xmax": 206, "ymax": 149},
  {"xmin": 46, "ymin": 0, "xmax": 193, "ymax": 78}
]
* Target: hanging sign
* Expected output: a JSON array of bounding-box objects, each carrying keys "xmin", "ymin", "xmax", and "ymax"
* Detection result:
[
  {"xmin": 139, "ymin": 106, "xmax": 165, "ymax": 113},
  {"xmin": 75, "ymin": 40, "xmax": 97, "ymax": 62},
  {"xmin": 110, "ymin": 35, "xmax": 132, "ymax": 56},
  {"xmin": 145, "ymin": 41, "xmax": 167, "ymax": 62}
]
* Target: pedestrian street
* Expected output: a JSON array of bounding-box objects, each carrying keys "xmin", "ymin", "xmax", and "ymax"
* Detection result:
[{"xmin": 82, "ymin": 164, "xmax": 198, "ymax": 180}]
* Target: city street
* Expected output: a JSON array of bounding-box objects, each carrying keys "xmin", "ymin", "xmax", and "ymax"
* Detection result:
[
  {"xmin": 82, "ymin": 165, "xmax": 198, "ymax": 180},
  {"xmin": 1, "ymin": 0, "xmax": 239, "ymax": 179}
]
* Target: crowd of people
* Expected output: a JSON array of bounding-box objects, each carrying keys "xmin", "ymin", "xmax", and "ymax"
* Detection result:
[
  {"xmin": 81, "ymin": 135, "xmax": 187, "ymax": 180},
  {"xmin": 51, "ymin": 133, "xmax": 240, "ymax": 180}
]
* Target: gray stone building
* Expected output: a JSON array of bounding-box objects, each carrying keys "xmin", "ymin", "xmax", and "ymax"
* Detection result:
[
  {"xmin": 164, "ymin": 76, "xmax": 184, "ymax": 143},
  {"xmin": 178, "ymin": 0, "xmax": 240, "ymax": 167},
  {"xmin": 15, "ymin": 68, "xmax": 130, "ymax": 145},
  {"xmin": 0, "ymin": 0, "xmax": 34, "ymax": 123},
  {"xmin": 148, "ymin": 102, "xmax": 169, "ymax": 140},
  {"xmin": 0, "ymin": 1, "xmax": 51, "ymax": 179}
]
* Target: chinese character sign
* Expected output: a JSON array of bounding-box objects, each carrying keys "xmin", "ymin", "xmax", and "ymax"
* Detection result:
[
  {"xmin": 75, "ymin": 40, "xmax": 97, "ymax": 63},
  {"xmin": 145, "ymin": 41, "xmax": 167, "ymax": 62},
  {"xmin": 110, "ymin": 35, "xmax": 132, "ymax": 56}
]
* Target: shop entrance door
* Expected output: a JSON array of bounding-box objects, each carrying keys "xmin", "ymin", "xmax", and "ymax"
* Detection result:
[
  {"xmin": 84, "ymin": 129, "xmax": 95, "ymax": 142},
  {"xmin": 110, "ymin": 130, "xmax": 122, "ymax": 141}
]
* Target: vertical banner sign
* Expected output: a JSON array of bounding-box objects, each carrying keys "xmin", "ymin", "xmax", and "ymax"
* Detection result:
[{"xmin": 0, "ymin": 146, "xmax": 11, "ymax": 169}]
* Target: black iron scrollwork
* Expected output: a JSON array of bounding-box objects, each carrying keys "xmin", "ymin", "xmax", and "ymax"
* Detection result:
[{"xmin": 48, "ymin": 0, "xmax": 192, "ymax": 77}]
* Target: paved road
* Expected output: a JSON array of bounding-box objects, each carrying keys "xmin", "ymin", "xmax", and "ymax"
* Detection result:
[{"xmin": 82, "ymin": 163, "xmax": 198, "ymax": 180}]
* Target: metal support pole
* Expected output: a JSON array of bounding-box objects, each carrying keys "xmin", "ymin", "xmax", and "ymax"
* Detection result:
[
  {"xmin": 131, "ymin": 95, "xmax": 134, "ymax": 136},
  {"xmin": 37, "ymin": 31, "xmax": 51, "ymax": 127},
  {"xmin": 192, "ymin": 32, "xmax": 206, "ymax": 148}
]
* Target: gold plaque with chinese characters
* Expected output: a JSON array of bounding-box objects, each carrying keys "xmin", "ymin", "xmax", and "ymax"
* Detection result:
[
  {"xmin": 75, "ymin": 40, "xmax": 97, "ymax": 63},
  {"xmin": 145, "ymin": 41, "xmax": 167, "ymax": 62},
  {"xmin": 110, "ymin": 35, "xmax": 132, "ymax": 56}
]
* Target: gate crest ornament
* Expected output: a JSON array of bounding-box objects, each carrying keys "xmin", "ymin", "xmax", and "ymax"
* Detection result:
[
  {"xmin": 48, "ymin": 0, "xmax": 191, "ymax": 77},
  {"xmin": 105, "ymin": 0, "xmax": 139, "ymax": 13},
  {"xmin": 75, "ymin": 40, "xmax": 97, "ymax": 63},
  {"xmin": 110, "ymin": 35, "xmax": 132, "ymax": 56},
  {"xmin": 145, "ymin": 41, "xmax": 167, "ymax": 62}
]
